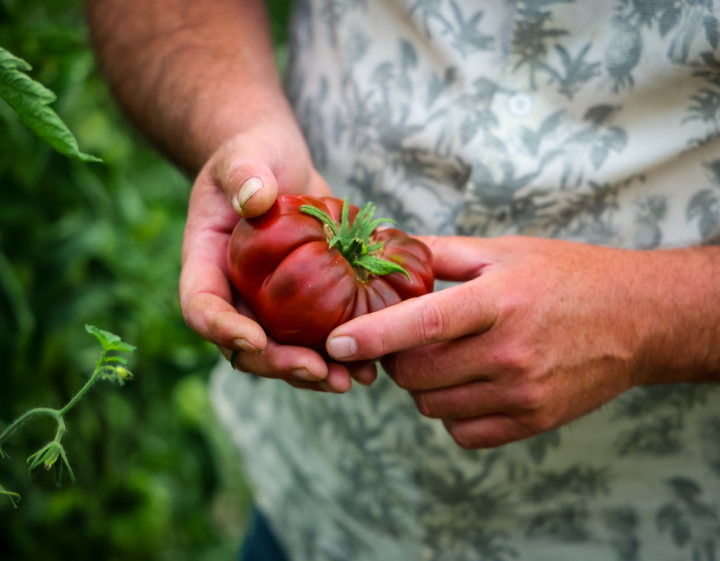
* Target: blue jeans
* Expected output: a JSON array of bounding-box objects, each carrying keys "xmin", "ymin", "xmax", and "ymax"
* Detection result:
[{"xmin": 238, "ymin": 507, "xmax": 289, "ymax": 561}]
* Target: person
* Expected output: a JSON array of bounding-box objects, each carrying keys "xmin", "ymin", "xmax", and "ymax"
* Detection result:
[{"xmin": 87, "ymin": 0, "xmax": 720, "ymax": 559}]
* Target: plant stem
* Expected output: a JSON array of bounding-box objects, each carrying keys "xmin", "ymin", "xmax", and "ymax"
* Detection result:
[
  {"xmin": 58, "ymin": 366, "xmax": 102, "ymax": 417},
  {"xmin": 0, "ymin": 408, "xmax": 60, "ymax": 446},
  {"xmin": 0, "ymin": 362, "xmax": 100, "ymax": 446},
  {"xmin": 54, "ymin": 417, "xmax": 66, "ymax": 442}
]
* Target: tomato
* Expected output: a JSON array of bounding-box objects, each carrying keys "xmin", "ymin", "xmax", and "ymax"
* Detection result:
[{"xmin": 227, "ymin": 195, "xmax": 434, "ymax": 354}]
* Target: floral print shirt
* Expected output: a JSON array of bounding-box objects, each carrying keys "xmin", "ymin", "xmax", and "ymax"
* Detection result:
[{"xmin": 211, "ymin": 1, "xmax": 720, "ymax": 560}]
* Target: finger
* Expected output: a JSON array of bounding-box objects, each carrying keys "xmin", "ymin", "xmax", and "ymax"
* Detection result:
[
  {"xmin": 326, "ymin": 281, "xmax": 498, "ymax": 361},
  {"xmin": 443, "ymin": 416, "xmax": 540, "ymax": 449},
  {"xmin": 184, "ymin": 288, "xmax": 268, "ymax": 351},
  {"xmin": 412, "ymin": 378, "xmax": 543, "ymax": 420},
  {"xmin": 380, "ymin": 333, "xmax": 514, "ymax": 391},
  {"xmin": 318, "ymin": 363, "xmax": 353, "ymax": 393},
  {"xmin": 348, "ymin": 361, "xmax": 378, "ymax": 385},
  {"xmin": 181, "ymin": 172, "xmax": 269, "ymax": 350},
  {"xmin": 213, "ymin": 144, "xmax": 279, "ymax": 219},
  {"xmin": 414, "ymin": 236, "xmax": 501, "ymax": 282},
  {"xmin": 181, "ymin": 217, "xmax": 267, "ymax": 351},
  {"xmin": 219, "ymin": 347, "xmax": 330, "ymax": 392},
  {"xmin": 228, "ymin": 338, "xmax": 330, "ymax": 383}
]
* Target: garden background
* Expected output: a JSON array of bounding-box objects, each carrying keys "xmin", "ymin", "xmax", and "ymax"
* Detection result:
[{"xmin": 0, "ymin": 0, "xmax": 293, "ymax": 558}]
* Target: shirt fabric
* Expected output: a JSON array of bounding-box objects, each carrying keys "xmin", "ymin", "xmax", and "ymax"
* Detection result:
[{"xmin": 211, "ymin": 1, "xmax": 720, "ymax": 560}]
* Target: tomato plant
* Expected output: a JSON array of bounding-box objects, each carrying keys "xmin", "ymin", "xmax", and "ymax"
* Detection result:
[{"xmin": 227, "ymin": 196, "xmax": 434, "ymax": 353}]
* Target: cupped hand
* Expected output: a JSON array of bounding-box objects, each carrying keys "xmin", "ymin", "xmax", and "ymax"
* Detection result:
[
  {"xmin": 325, "ymin": 235, "xmax": 672, "ymax": 446},
  {"xmin": 180, "ymin": 121, "xmax": 375, "ymax": 392}
]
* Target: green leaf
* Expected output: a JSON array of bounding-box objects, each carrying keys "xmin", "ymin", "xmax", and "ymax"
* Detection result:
[
  {"xmin": 354, "ymin": 255, "xmax": 412, "ymax": 281},
  {"xmin": 85, "ymin": 325, "xmax": 135, "ymax": 353},
  {"xmin": 106, "ymin": 341, "xmax": 137, "ymax": 353},
  {"xmin": 0, "ymin": 483, "xmax": 20, "ymax": 508},
  {"xmin": 0, "ymin": 47, "xmax": 102, "ymax": 163},
  {"xmin": 299, "ymin": 205, "xmax": 338, "ymax": 237},
  {"xmin": 340, "ymin": 197, "xmax": 350, "ymax": 240},
  {"xmin": 365, "ymin": 217, "xmax": 396, "ymax": 236},
  {"xmin": 85, "ymin": 324, "xmax": 109, "ymax": 348},
  {"xmin": 356, "ymin": 204, "xmax": 377, "ymax": 240},
  {"xmin": 349, "ymin": 202, "xmax": 373, "ymax": 239},
  {"xmin": 103, "ymin": 356, "xmax": 129, "ymax": 365},
  {"xmin": 0, "ymin": 447, "xmax": 8, "ymax": 460},
  {"xmin": 328, "ymin": 235, "xmax": 341, "ymax": 250}
]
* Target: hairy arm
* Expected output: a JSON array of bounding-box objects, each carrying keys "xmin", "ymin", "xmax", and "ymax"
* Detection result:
[
  {"xmin": 87, "ymin": 0, "xmax": 366, "ymax": 392},
  {"xmin": 87, "ymin": 0, "xmax": 289, "ymax": 172},
  {"xmin": 326, "ymin": 237, "xmax": 720, "ymax": 448}
]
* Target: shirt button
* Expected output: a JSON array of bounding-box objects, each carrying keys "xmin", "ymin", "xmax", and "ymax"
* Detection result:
[{"xmin": 508, "ymin": 93, "xmax": 533, "ymax": 116}]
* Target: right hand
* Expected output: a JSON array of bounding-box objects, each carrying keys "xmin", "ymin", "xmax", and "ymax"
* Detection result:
[{"xmin": 179, "ymin": 120, "xmax": 378, "ymax": 392}]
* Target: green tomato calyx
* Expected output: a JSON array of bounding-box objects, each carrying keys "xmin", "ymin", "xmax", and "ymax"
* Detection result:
[{"xmin": 300, "ymin": 198, "xmax": 412, "ymax": 282}]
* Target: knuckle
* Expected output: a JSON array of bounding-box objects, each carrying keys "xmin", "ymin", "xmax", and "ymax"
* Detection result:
[
  {"xmin": 512, "ymin": 384, "xmax": 547, "ymax": 412},
  {"xmin": 494, "ymin": 345, "xmax": 533, "ymax": 373},
  {"xmin": 496, "ymin": 289, "xmax": 525, "ymax": 322},
  {"xmin": 418, "ymin": 301, "xmax": 451, "ymax": 343}
]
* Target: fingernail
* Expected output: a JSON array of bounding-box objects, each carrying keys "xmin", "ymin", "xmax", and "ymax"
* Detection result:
[
  {"xmin": 233, "ymin": 338, "xmax": 258, "ymax": 352},
  {"xmin": 236, "ymin": 178, "xmax": 264, "ymax": 211},
  {"xmin": 292, "ymin": 368, "xmax": 321, "ymax": 382},
  {"xmin": 327, "ymin": 336, "xmax": 357, "ymax": 359}
]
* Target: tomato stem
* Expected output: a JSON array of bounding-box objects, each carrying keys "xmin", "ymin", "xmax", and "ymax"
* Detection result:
[{"xmin": 300, "ymin": 198, "xmax": 411, "ymax": 281}]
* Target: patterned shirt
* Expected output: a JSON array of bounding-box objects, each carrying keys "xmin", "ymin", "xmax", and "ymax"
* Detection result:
[{"xmin": 211, "ymin": 1, "xmax": 720, "ymax": 560}]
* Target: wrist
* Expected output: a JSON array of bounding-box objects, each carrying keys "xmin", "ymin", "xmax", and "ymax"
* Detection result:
[
  {"xmin": 187, "ymin": 82, "xmax": 299, "ymax": 171},
  {"xmin": 628, "ymin": 247, "xmax": 720, "ymax": 385}
]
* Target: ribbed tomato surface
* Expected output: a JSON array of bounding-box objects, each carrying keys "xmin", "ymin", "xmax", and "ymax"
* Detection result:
[{"xmin": 227, "ymin": 195, "xmax": 434, "ymax": 353}]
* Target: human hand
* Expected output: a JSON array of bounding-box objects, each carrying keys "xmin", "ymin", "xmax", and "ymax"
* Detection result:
[
  {"xmin": 325, "ymin": 235, "xmax": 685, "ymax": 447},
  {"xmin": 180, "ymin": 121, "xmax": 375, "ymax": 392}
]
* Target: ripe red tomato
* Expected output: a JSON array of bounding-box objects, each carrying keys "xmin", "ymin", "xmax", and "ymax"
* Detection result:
[{"xmin": 227, "ymin": 195, "xmax": 434, "ymax": 354}]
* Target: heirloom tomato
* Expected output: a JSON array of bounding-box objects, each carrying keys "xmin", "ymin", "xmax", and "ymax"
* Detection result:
[{"xmin": 227, "ymin": 195, "xmax": 434, "ymax": 354}]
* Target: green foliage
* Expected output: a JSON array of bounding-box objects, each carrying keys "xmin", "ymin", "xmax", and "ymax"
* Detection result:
[
  {"xmin": 0, "ymin": 0, "xmax": 292, "ymax": 558},
  {"xmin": 0, "ymin": 45, "xmax": 101, "ymax": 162},
  {"xmin": 1, "ymin": 326, "xmax": 135, "ymax": 502}
]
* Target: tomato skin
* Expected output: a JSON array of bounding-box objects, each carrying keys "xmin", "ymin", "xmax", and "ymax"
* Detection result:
[{"xmin": 227, "ymin": 195, "xmax": 434, "ymax": 354}]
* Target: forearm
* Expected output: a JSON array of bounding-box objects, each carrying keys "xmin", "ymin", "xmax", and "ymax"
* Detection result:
[
  {"xmin": 86, "ymin": 0, "xmax": 295, "ymax": 172},
  {"xmin": 634, "ymin": 245, "xmax": 720, "ymax": 385}
]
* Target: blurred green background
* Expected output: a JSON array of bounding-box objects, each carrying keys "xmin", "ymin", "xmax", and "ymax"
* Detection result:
[{"xmin": 0, "ymin": 0, "xmax": 292, "ymax": 559}]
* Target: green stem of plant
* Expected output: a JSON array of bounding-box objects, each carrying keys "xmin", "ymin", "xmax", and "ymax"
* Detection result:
[
  {"xmin": 54, "ymin": 417, "xmax": 66, "ymax": 442},
  {"xmin": 58, "ymin": 362, "xmax": 103, "ymax": 417},
  {"xmin": 1, "ymin": 357, "xmax": 103, "ymax": 446},
  {"xmin": 0, "ymin": 408, "xmax": 60, "ymax": 446}
]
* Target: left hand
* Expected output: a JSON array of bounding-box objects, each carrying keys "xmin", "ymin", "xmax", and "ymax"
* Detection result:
[{"xmin": 325, "ymin": 235, "xmax": 678, "ymax": 448}]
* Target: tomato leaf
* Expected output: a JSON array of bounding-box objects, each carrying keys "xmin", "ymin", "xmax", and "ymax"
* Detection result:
[
  {"xmin": 0, "ymin": 47, "xmax": 102, "ymax": 163},
  {"xmin": 85, "ymin": 325, "xmax": 136, "ymax": 353},
  {"xmin": 355, "ymin": 255, "xmax": 412, "ymax": 281},
  {"xmin": 299, "ymin": 205, "xmax": 338, "ymax": 237},
  {"xmin": 340, "ymin": 197, "xmax": 351, "ymax": 240}
]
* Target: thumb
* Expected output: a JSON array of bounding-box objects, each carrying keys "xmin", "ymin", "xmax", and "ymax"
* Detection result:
[{"xmin": 211, "ymin": 141, "xmax": 280, "ymax": 219}]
